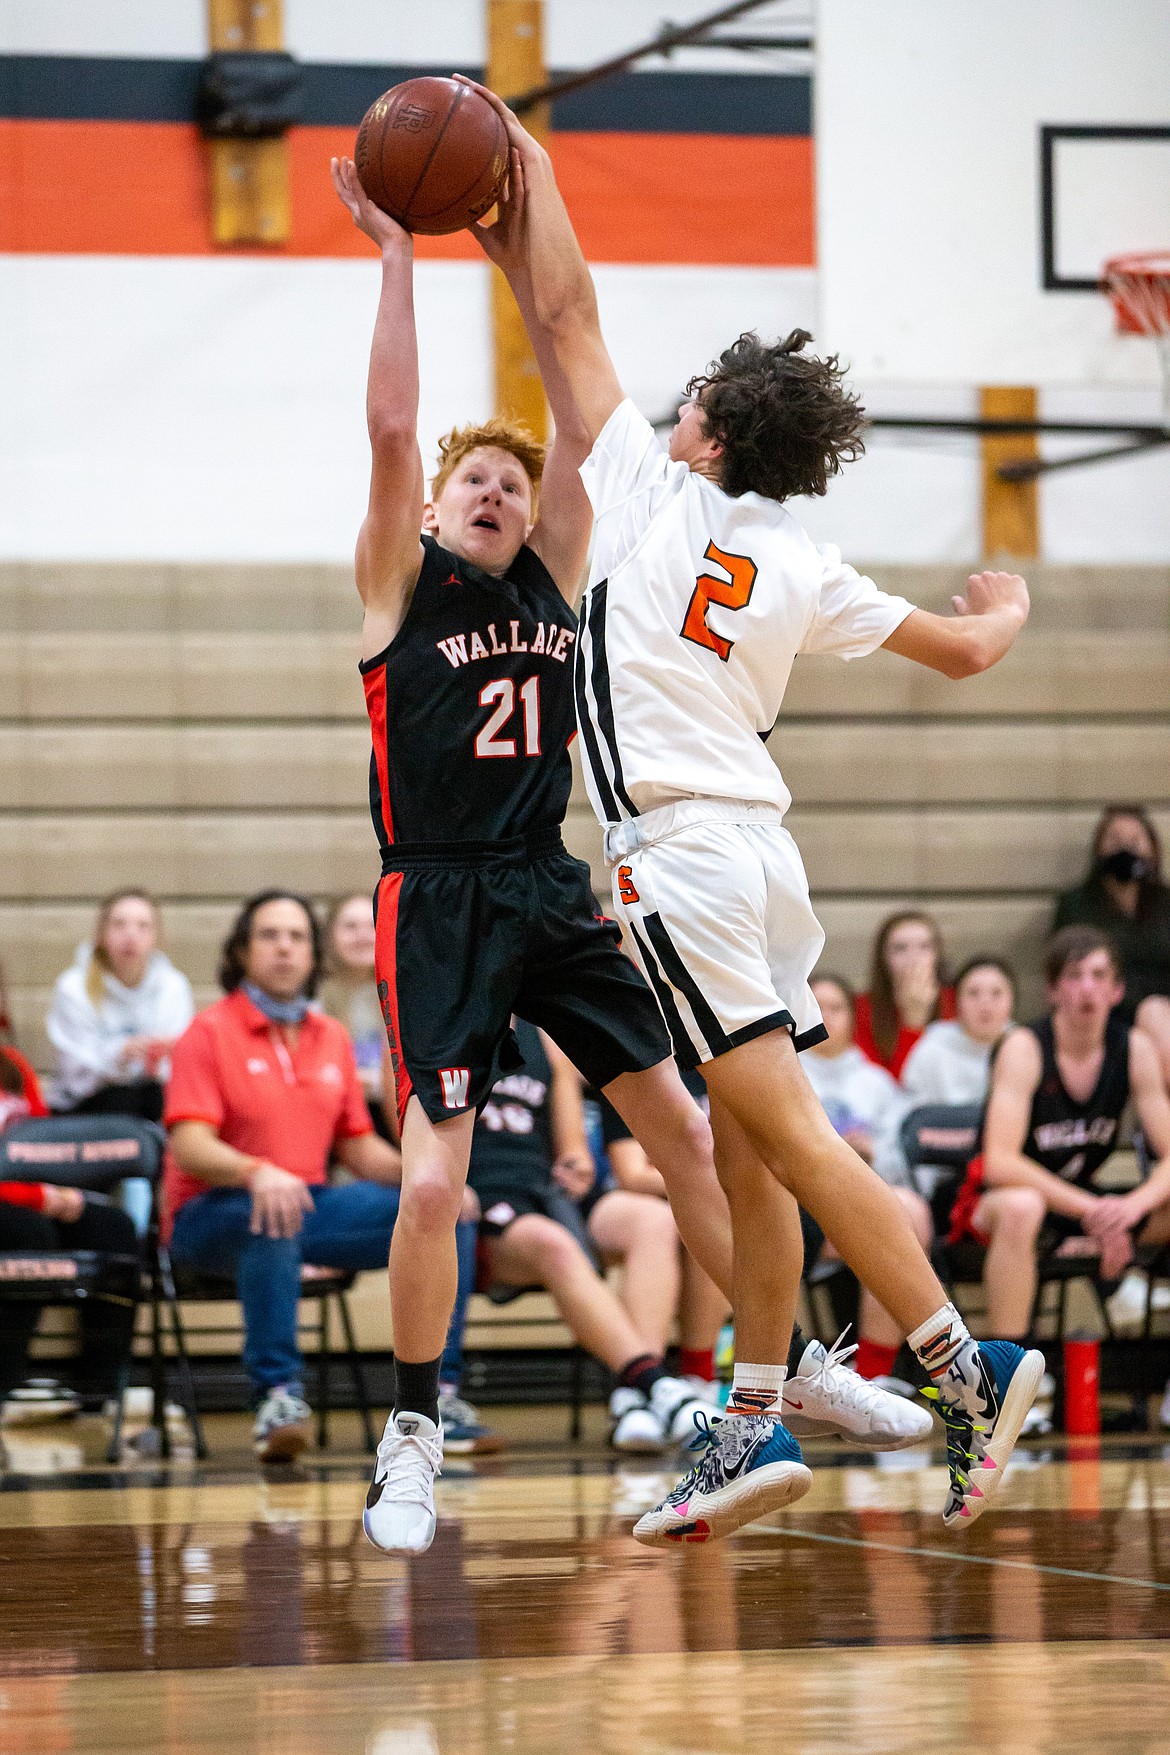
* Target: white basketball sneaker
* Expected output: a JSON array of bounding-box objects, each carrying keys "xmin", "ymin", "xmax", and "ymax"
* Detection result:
[
  {"xmin": 609, "ymin": 1386, "xmax": 666, "ymax": 1452},
  {"xmin": 363, "ymin": 1411, "xmax": 443, "ymax": 1554},
  {"xmin": 782, "ymin": 1334, "xmax": 935, "ymax": 1449},
  {"xmin": 649, "ymin": 1374, "xmax": 717, "ymax": 1445}
]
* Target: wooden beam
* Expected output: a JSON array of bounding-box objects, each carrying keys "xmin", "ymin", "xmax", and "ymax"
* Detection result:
[
  {"xmin": 980, "ymin": 385, "xmax": 1039, "ymax": 560},
  {"xmin": 487, "ymin": 1, "xmax": 548, "ymax": 440},
  {"xmin": 207, "ymin": 0, "xmax": 290, "ymax": 247}
]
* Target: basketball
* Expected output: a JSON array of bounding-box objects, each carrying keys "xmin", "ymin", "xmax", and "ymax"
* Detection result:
[{"xmin": 354, "ymin": 76, "xmax": 508, "ymax": 236}]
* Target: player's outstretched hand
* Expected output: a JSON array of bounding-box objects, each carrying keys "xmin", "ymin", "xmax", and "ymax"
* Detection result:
[
  {"xmin": 951, "ymin": 570, "xmax": 1030, "ymax": 623},
  {"xmin": 469, "ymin": 146, "xmax": 527, "ymax": 271},
  {"xmin": 330, "ymin": 156, "xmax": 411, "ymax": 253},
  {"xmin": 451, "ymin": 76, "xmax": 545, "ymax": 163}
]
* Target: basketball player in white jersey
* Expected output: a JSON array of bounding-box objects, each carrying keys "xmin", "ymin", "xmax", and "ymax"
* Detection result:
[{"xmin": 461, "ymin": 78, "xmax": 1045, "ymax": 1543}]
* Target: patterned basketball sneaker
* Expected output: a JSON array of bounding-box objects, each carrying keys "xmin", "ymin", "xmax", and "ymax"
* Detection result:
[
  {"xmin": 782, "ymin": 1333, "xmax": 935, "ymax": 1449},
  {"xmin": 927, "ymin": 1339, "xmax": 1046, "ymax": 1528},
  {"xmin": 631, "ymin": 1411, "xmax": 812, "ymax": 1546},
  {"xmin": 363, "ymin": 1411, "xmax": 444, "ymax": 1554}
]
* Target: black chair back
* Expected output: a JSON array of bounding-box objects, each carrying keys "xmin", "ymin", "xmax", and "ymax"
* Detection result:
[
  {"xmin": 899, "ymin": 1103, "xmax": 984, "ymax": 1175},
  {"xmin": 0, "ymin": 1114, "xmax": 166, "ymax": 1193}
]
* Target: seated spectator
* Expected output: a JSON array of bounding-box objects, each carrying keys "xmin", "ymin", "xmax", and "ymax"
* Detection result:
[
  {"xmin": 164, "ymin": 890, "xmax": 463, "ymax": 1464},
  {"xmin": 0, "ymin": 1179, "xmax": 138, "ymax": 1423},
  {"xmin": 46, "ymin": 890, "xmax": 194, "ymax": 1123},
  {"xmin": 318, "ymin": 894, "xmax": 393, "ymax": 1141},
  {"xmin": 854, "ymin": 910, "xmax": 956, "ymax": 1077},
  {"xmin": 899, "ymin": 956, "xmax": 1017, "ymax": 1105},
  {"xmin": 955, "ymin": 927, "xmax": 1170, "ymax": 1365},
  {"xmin": 1054, "ymin": 805, "xmax": 1170, "ymax": 1085},
  {"xmin": 471, "ymin": 1019, "xmax": 709, "ymax": 1452}
]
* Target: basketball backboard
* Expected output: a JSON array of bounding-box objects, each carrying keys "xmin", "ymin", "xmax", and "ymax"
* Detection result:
[{"xmin": 816, "ymin": 0, "xmax": 1170, "ymax": 387}]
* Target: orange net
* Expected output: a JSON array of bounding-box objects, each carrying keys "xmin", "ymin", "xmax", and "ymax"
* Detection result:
[{"xmin": 1103, "ymin": 252, "xmax": 1170, "ymax": 425}]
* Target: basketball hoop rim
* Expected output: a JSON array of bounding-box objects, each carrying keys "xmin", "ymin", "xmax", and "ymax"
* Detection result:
[{"xmin": 1102, "ymin": 251, "xmax": 1170, "ymax": 340}]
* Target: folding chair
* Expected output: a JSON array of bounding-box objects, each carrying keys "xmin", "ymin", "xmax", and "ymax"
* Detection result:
[
  {"xmin": 0, "ymin": 1113, "xmax": 202, "ymax": 1463},
  {"xmin": 168, "ymin": 1261, "xmax": 377, "ymax": 1453}
]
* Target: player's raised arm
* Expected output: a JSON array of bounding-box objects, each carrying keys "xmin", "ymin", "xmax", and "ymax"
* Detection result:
[
  {"xmin": 330, "ymin": 156, "xmax": 425, "ymax": 658},
  {"xmin": 882, "ymin": 570, "xmax": 1030, "ymax": 679},
  {"xmin": 469, "ymin": 148, "xmax": 593, "ymax": 593},
  {"xmin": 454, "ymin": 77, "xmax": 624, "ymax": 445}
]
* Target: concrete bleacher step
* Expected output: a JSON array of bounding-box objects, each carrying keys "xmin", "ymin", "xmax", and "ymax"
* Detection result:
[
  {"xmin": 1, "ymin": 628, "xmax": 1164, "ymax": 719},
  {"xmin": 1, "ymin": 718, "xmax": 1164, "ymax": 810},
  {"xmin": 0, "ymin": 633, "xmax": 363, "ymax": 720},
  {"xmin": 2, "ymin": 559, "xmax": 1166, "ymax": 632},
  {"xmin": 0, "ymin": 807, "xmax": 605, "ymax": 899}
]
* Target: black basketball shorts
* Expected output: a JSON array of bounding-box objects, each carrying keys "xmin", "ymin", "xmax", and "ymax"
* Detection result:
[{"xmin": 373, "ymin": 829, "xmax": 672, "ymax": 1127}]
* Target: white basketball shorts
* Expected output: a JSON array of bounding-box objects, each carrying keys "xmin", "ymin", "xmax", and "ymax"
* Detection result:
[{"xmin": 603, "ymin": 799, "xmax": 828, "ymax": 1069}]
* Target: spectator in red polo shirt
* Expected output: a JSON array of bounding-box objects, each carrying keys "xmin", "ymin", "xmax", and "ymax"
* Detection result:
[{"xmin": 165, "ymin": 891, "xmax": 424, "ymax": 1463}]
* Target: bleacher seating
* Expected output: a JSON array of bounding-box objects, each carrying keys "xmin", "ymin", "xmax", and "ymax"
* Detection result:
[{"xmin": 1, "ymin": 555, "xmax": 1166, "ymax": 1366}]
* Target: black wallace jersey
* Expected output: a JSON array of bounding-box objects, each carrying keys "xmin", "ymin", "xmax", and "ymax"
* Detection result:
[
  {"xmin": 360, "ymin": 535, "xmax": 578, "ymax": 849},
  {"xmin": 1020, "ymin": 1014, "xmax": 1131, "ymax": 1188}
]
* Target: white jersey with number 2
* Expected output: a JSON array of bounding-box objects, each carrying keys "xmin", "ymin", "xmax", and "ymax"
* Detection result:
[{"xmin": 575, "ymin": 399, "xmax": 915, "ymax": 826}]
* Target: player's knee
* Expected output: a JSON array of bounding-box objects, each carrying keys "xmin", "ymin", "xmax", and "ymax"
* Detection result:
[
  {"xmin": 671, "ymin": 1100, "xmax": 714, "ymax": 1170},
  {"xmin": 994, "ymin": 1186, "xmax": 1047, "ymax": 1238},
  {"xmin": 400, "ymin": 1167, "xmax": 464, "ymax": 1235},
  {"xmin": 537, "ymin": 1222, "xmax": 588, "ymax": 1276}
]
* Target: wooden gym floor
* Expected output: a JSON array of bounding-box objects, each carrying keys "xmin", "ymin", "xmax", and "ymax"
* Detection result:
[{"xmin": 2, "ymin": 1406, "xmax": 1169, "ymax": 1754}]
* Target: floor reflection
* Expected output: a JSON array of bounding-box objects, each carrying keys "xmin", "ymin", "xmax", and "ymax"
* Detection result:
[{"xmin": 2, "ymin": 1498, "xmax": 1168, "ymax": 1677}]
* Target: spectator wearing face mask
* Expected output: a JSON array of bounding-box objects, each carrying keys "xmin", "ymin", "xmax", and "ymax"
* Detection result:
[{"xmin": 1053, "ymin": 806, "xmax": 1170, "ymax": 1085}]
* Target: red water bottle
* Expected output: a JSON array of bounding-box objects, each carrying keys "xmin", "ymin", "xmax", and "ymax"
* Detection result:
[{"xmin": 1063, "ymin": 1336, "xmax": 1100, "ymax": 1435}]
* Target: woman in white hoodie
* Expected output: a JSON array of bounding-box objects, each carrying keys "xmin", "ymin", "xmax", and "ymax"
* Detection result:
[{"xmin": 46, "ymin": 890, "xmax": 195, "ymax": 1122}]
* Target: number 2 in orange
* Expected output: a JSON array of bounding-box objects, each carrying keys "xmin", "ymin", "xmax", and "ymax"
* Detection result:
[{"xmin": 680, "ymin": 540, "xmax": 758, "ymax": 662}]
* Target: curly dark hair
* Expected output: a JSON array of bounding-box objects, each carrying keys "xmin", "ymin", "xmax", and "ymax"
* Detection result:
[
  {"xmin": 686, "ymin": 329, "xmax": 866, "ymax": 501},
  {"xmin": 218, "ymin": 889, "xmax": 324, "ymax": 998}
]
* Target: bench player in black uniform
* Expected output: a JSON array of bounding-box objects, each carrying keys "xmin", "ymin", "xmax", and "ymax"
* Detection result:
[
  {"xmin": 959, "ymin": 927, "xmax": 1170, "ymax": 1325},
  {"xmin": 330, "ymin": 152, "xmax": 928, "ymax": 1554}
]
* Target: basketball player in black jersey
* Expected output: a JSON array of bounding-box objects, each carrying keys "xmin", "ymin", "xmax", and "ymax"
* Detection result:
[
  {"xmin": 330, "ymin": 152, "xmax": 929, "ymax": 1554},
  {"xmin": 328, "ymin": 154, "xmax": 749, "ymax": 1555},
  {"xmin": 972, "ymin": 927, "xmax": 1170, "ymax": 1315}
]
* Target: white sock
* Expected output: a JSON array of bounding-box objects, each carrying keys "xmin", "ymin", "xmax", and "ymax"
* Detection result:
[
  {"xmin": 907, "ymin": 1302, "xmax": 972, "ymax": 1379},
  {"xmin": 728, "ymin": 1362, "xmax": 785, "ymax": 1416}
]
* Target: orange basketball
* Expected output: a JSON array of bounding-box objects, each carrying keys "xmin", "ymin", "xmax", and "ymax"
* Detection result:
[{"xmin": 354, "ymin": 77, "xmax": 508, "ymax": 236}]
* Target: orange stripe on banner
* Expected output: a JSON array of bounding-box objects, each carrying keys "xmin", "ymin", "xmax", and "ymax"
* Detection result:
[
  {"xmin": 0, "ymin": 120, "xmax": 813, "ymax": 264},
  {"xmin": 0, "ymin": 119, "xmax": 211, "ymax": 254},
  {"xmin": 553, "ymin": 132, "xmax": 814, "ymax": 266}
]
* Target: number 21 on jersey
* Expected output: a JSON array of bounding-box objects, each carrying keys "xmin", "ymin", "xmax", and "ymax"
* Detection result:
[
  {"xmin": 475, "ymin": 676, "xmax": 542, "ymax": 758},
  {"xmin": 680, "ymin": 540, "xmax": 757, "ymax": 662}
]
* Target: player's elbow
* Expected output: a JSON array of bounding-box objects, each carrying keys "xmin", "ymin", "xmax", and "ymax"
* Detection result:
[
  {"xmin": 367, "ymin": 418, "xmax": 419, "ymax": 467},
  {"xmin": 945, "ymin": 629, "xmax": 993, "ymax": 680}
]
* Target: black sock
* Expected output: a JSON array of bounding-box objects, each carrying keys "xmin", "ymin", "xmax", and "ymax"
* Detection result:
[
  {"xmin": 786, "ymin": 1325, "xmax": 808, "ymax": 1377},
  {"xmin": 393, "ymin": 1355, "xmax": 442, "ymax": 1425},
  {"xmin": 619, "ymin": 1353, "xmax": 665, "ymax": 1399}
]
